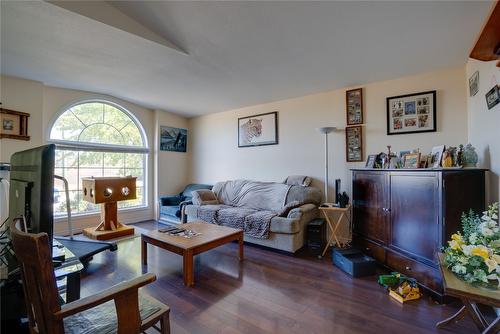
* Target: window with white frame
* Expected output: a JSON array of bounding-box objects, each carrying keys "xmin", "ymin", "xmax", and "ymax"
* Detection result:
[{"xmin": 49, "ymin": 101, "xmax": 148, "ymax": 216}]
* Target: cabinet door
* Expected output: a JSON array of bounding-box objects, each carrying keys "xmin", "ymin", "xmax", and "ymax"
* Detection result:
[
  {"xmin": 389, "ymin": 173, "xmax": 439, "ymax": 265},
  {"xmin": 352, "ymin": 171, "xmax": 388, "ymax": 244}
]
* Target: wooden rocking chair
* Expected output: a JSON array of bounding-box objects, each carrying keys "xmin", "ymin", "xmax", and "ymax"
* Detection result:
[{"xmin": 10, "ymin": 220, "xmax": 170, "ymax": 334}]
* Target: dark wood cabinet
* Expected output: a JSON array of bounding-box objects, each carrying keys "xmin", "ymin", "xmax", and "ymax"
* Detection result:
[{"xmin": 352, "ymin": 169, "xmax": 486, "ymax": 301}]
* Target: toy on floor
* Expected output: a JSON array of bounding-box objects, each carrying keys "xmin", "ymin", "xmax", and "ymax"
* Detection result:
[{"xmin": 378, "ymin": 272, "xmax": 421, "ymax": 303}]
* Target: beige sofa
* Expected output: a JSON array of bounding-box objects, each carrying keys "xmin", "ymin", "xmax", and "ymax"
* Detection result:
[{"xmin": 184, "ymin": 179, "xmax": 321, "ymax": 253}]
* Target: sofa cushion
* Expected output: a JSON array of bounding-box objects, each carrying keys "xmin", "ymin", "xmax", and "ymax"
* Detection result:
[
  {"xmin": 192, "ymin": 190, "xmax": 219, "ymax": 206},
  {"xmin": 160, "ymin": 205, "xmax": 181, "ymax": 218}
]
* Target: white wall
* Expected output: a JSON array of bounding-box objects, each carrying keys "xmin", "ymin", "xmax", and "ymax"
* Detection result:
[
  {"xmin": 466, "ymin": 59, "xmax": 500, "ymax": 203},
  {"xmin": 0, "ymin": 76, "xmax": 44, "ymax": 160},
  {"xmin": 153, "ymin": 109, "xmax": 190, "ymax": 218},
  {"xmin": 189, "ymin": 66, "xmax": 469, "ymax": 200},
  {"xmin": 0, "ymin": 75, "xmax": 189, "ymax": 234}
]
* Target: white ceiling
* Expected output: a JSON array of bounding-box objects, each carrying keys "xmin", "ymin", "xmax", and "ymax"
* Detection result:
[{"xmin": 0, "ymin": 1, "xmax": 493, "ymax": 117}]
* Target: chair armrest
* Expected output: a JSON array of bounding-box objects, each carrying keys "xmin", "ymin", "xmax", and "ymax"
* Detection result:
[
  {"xmin": 159, "ymin": 195, "xmax": 182, "ymax": 206},
  {"xmin": 180, "ymin": 200, "xmax": 192, "ymax": 223},
  {"xmin": 54, "ymin": 273, "xmax": 156, "ymax": 319}
]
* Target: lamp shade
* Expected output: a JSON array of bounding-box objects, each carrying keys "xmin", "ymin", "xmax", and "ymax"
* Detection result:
[{"xmin": 317, "ymin": 126, "xmax": 337, "ymax": 134}]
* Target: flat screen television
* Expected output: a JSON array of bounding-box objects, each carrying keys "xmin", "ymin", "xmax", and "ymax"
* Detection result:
[{"xmin": 9, "ymin": 144, "xmax": 55, "ymax": 247}]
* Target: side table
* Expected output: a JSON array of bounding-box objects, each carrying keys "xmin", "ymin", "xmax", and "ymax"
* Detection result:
[{"xmin": 318, "ymin": 204, "xmax": 351, "ymax": 258}]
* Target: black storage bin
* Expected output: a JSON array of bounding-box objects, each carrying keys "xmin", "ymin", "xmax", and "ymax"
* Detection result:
[{"xmin": 332, "ymin": 247, "xmax": 376, "ymax": 277}]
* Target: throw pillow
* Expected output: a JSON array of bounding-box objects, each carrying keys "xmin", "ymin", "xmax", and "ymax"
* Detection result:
[{"xmin": 192, "ymin": 190, "xmax": 219, "ymax": 206}]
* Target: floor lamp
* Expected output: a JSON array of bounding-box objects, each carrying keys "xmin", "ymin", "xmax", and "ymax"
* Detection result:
[{"xmin": 317, "ymin": 127, "xmax": 336, "ymax": 204}]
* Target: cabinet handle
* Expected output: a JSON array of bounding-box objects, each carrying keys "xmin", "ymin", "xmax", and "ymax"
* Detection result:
[{"xmin": 405, "ymin": 266, "xmax": 411, "ymax": 271}]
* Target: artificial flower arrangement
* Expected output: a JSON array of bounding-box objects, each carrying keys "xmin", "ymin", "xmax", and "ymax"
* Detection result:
[{"xmin": 443, "ymin": 202, "xmax": 499, "ymax": 287}]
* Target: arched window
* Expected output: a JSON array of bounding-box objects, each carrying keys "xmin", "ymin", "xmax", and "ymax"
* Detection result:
[{"xmin": 49, "ymin": 101, "xmax": 148, "ymax": 216}]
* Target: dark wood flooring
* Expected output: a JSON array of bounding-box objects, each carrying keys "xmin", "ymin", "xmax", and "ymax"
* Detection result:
[{"xmin": 80, "ymin": 221, "xmax": 478, "ymax": 334}]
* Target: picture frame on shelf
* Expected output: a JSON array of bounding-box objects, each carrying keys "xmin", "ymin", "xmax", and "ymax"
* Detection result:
[
  {"xmin": 469, "ymin": 71, "xmax": 479, "ymax": 97},
  {"xmin": 386, "ymin": 90, "xmax": 436, "ymax": 135},
  {"xmin": 238, "ymin": 111, "xmax": 278, "ymax": 147},
  {"xmin": 345, "ymin": 126, "xmax": 363, "ymax": 162},
  {"xmin": 485, "ymin": 85, "xmax": 500, "ymax": 110},
  {"xmin": 365, "ymin": 154, "xmax": 377, "ymax": 168},
  {"xmin": 403, "ymin": 153, "xmax": 421, "ymax": 168},
  {"xmin": 430, "ymin": 145, "xmax": 445, "ymax": 168},
  {"xmin": 346, "ymin": 88, "xmax": 363, "ymax": 125}
]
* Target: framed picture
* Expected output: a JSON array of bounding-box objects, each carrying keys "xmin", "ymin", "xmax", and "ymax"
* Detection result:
[
  {"xmin": 346, "ymin": 88, "xmax": 363, "ymax": 125},
  {"xmin": 469, "ymin": 71, "xmax": 479, "ymax": 97},
  {"xmin": 365, "ymin": 154, "xmax": 377, "ymax": 168},
  {"xmin": 403, "ymin": 153, "xmax": 421, "ymax": 168},
  {"xmin": 160, "ymin": 126, "xmax": 187, "ymax": 152},
  {"xmin": 0, "ymin": 108, "xmax": 30, "ymax": 140},
  {"xmin": 485, "ymin": 85, "xmax": 500, "ymax": 110},
  {"xmin": 430, "ymin": 145, "xmax": 445, "ymax": 168},
  {"xmin": 386, "ymin": 90, "xmax": 436, "ymax": 135},
  {"xmin": 238, "ymin": 111, "xmax": 278, "ymax": 147},
  {"xmin": 345, "ymin": 126, "xmax": 363, "ymax": 162}
]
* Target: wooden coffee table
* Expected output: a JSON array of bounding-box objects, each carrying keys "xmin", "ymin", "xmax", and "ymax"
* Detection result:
[{"xmin": 141, "ymin": 221, "xmax": 244, "ymax": 286}]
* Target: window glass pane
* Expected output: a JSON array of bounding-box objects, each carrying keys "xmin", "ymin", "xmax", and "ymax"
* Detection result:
[
  {"xmin": 104, "ymin": 152, "xmax": 124, "ymax": 169},
  {"xmin": 79, "ymin": 151, "xmax": 103, "ymax": 168},
  {"xmin": 125, "ymin": 153, "xmax": 144, "ymax": 169},
  {"xmin": 71, "ymin": 103, "xmax": 104, "ymax": 126},
  {"xmin": 79, "ymin": 124, "xmax": 124, "ymax": 145},
  {"xmin": 103, "ymin": 168, "xmax": 124, "ymax": 177},
  {"xmin": 55, "ymin": 150, "xmax": 78, "ymax": 168},
  {"xmin": 50, "ymin": 111, "xmax": 85, "ymax": 141},
  {"xmin": 79, "ymin": 168, "xmax": 103, "ymax": 179},
  {"xmin": 104, "ymin": 105, "xmax": 131, "ymax": 130},
  {"xmin": 121, "ymin": 122, "xmax": 142, "ymax": 147}
]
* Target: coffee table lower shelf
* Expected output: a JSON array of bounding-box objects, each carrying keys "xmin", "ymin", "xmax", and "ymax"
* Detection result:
[{"xmin": 141, "ymin": 222, "xmax": 244, "ymax": 287}]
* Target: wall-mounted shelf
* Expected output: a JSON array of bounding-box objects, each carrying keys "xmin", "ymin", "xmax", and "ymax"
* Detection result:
[{"xmin": 0, "ymin": 108, "xmax": 30, "ymax": 141}]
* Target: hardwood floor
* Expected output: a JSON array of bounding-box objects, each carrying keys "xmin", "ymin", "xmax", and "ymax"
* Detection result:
[{"xmin": 80, "ymin": 221, "xmax": 478, "ymax": 334}]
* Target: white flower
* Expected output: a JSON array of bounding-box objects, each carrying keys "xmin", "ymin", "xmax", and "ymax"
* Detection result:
[
  {"xmin": 492, "ymin": 213, "xmax": 498, "ymax": 220},
  {"xmin": 452, "ymin": 264, "xmax": 467, "ymax": 275},
  {"xmin": 485, "ymin": 258, "xmax": 498, "ymax": 273},
  {"xmin": 482, "ymin": 227, "xmax": 494, "ymax": 237},
  {"xmin": 492, "ymin": 254, "xmax": 500, "ymax": 263},
  {"xmin": 469, "ymin": 232, "xmax": 478, "ymax": 245},
  {"xmin": 462, "ymin": 245, "xmax": 473, "ymax": 256},
  {"xmin": 482, "ymin": 214, "xmax": 492, "ymax": 222}
]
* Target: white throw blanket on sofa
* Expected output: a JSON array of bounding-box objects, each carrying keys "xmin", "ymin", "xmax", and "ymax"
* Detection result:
[
  {"xmin": 194, "ymin": 180, "xmax": 293, "ymax": 239},
  {"xmin": 214, "ymin": 179, "xmax": 291, "ymax": 211}
]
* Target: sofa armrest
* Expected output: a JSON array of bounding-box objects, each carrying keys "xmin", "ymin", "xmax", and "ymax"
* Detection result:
[
  {"xmin": 159, "ymin": 195, "xmax": 182, "ymax": 206},
  {"xmin": 287, "ymin": 203, "xmax": 319, "ymax": 222}
]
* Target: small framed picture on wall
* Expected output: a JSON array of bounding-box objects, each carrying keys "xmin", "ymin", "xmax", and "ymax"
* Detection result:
[
  {"xmin": 346, "ymin": 88, "xmax": 363, "ymax": 125},
  {"xmin": 386, "ymin": 90, "xmax": 436, "ymax": 135},
  {"xmin": 345, "ymin": 126, "xmax": 363, "ymax": 162}
]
